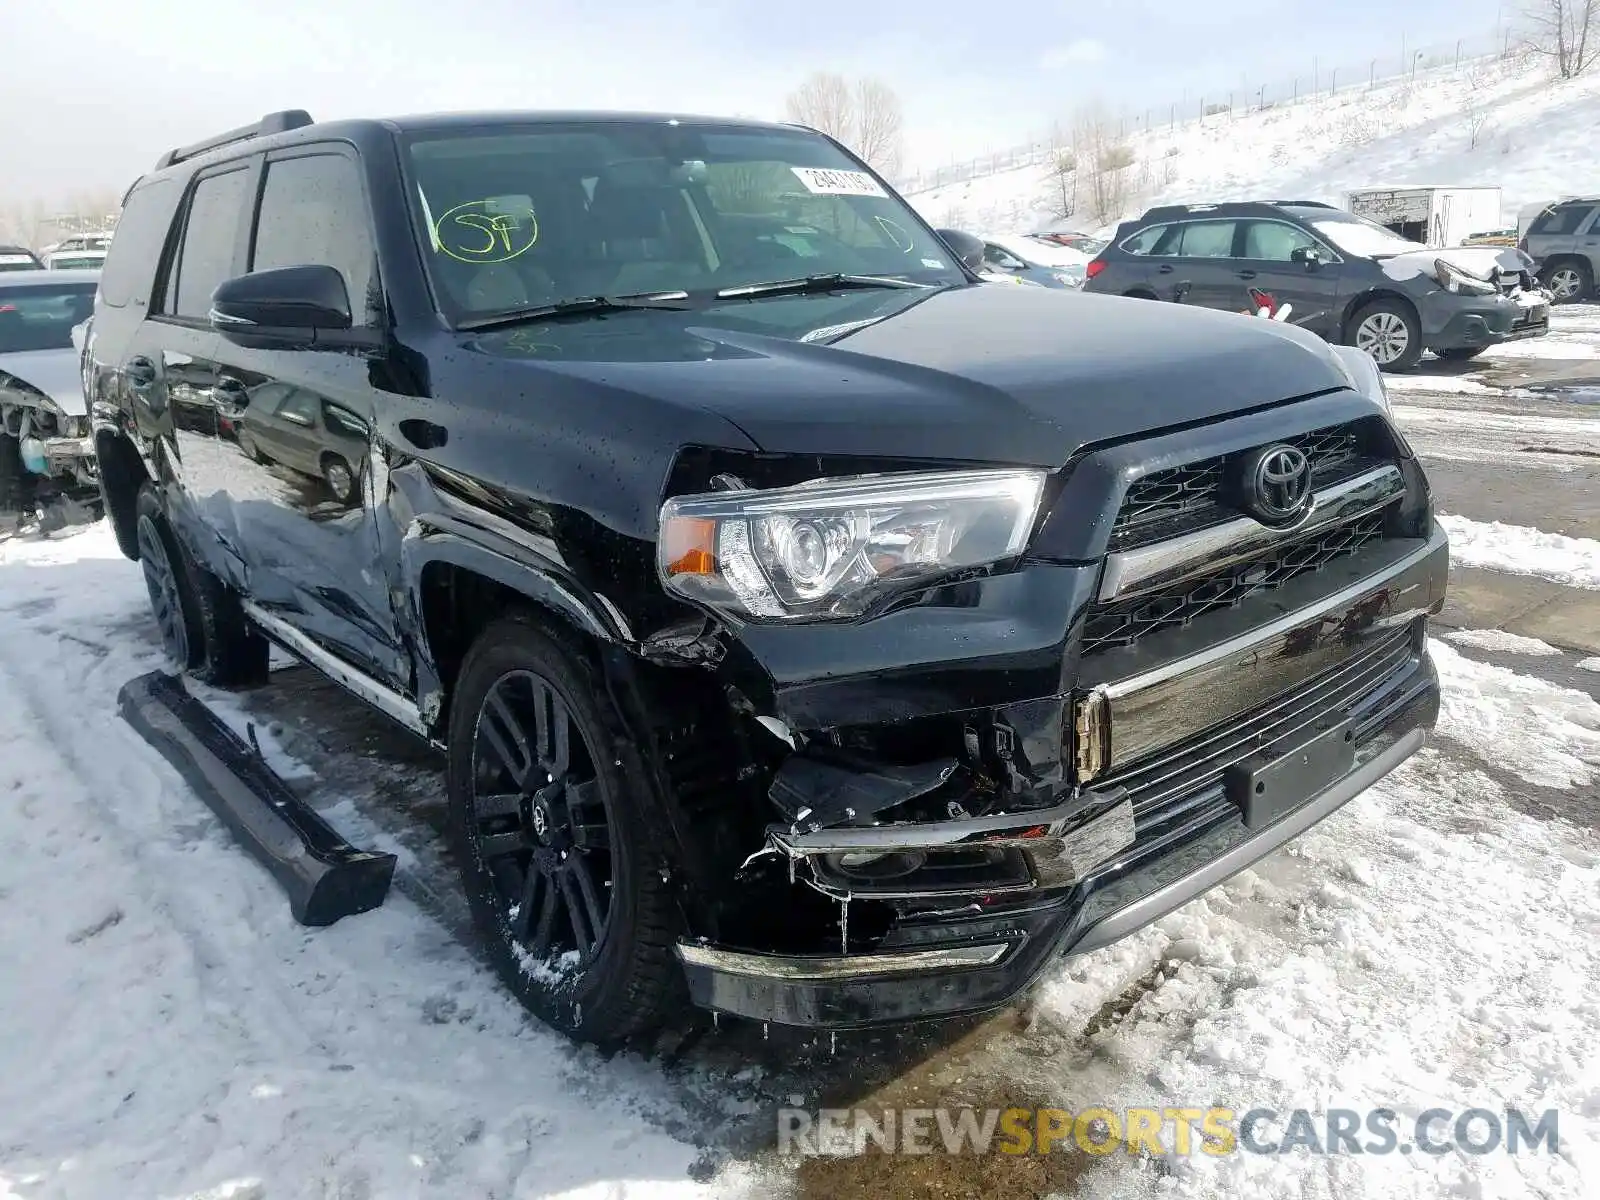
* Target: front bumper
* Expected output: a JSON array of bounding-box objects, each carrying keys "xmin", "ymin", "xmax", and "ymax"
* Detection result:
[
  {"xmin": 676, "ymin": 522, "xmax": 1448, "ymax": 1027},
  {"xmin": 1423, "ymin": 293, "xmax": 1549, "ymax": 351}
]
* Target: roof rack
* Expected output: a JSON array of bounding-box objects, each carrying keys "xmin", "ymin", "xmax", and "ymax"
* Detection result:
[
  {"xmin": 1274, "ymin": 199, "xmax": 1337, "ymax": 208},
  {"xmin": 153, "ymin": 110, "xmax": 314, "ymax": 171}
]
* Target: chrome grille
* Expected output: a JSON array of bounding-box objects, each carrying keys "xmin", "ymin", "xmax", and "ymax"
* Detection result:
[
  {"xmin": 1111, "ymin": 422, "xmax": 1368, "ymax": 549},
  {"xmin": 1083, "ymin": 510, "xmax": 1390, "ymax": 656},
  {"xmin": 1104, "ymin": 624, "xmax": 1416, "ymax": 834}
]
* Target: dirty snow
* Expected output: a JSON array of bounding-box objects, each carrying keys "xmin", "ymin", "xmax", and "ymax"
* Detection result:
[
  {"xmin": 1444, "ymin": 628, "xmax": 1563, "ymax": 656},
  {"xmin": 1437, "ymin": 513, "xmax": 1600, "ymax": 589},
  {"xmin": 3, "ymin": 520, "xmax": 1599, "ymax": 1199}
]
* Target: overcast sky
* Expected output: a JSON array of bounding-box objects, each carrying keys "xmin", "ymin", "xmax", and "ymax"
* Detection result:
[{"xmin": 3, "ymin": 0, "xmax": 1511, "ymax": 206}]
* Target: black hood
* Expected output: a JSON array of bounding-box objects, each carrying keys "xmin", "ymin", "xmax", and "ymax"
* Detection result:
[{"xmin": 472, "ymin": 284, "xmax": 1352, "ymax": 467}]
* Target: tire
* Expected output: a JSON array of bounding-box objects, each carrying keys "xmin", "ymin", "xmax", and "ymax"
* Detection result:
[
  {"xmin": 134, "ymin": 484, "xmax": 270, "ymax": 686},
  {"xmin": 1540, "ymin": 260, "xmax": 1592, "ymax": 305},
  {"xmin": 447, "ymin": 615, "xmax": 680, "ymax": 1043},
  {"xmin": 321, "ymin": 454, "xmax": 357, "ymax": 505},
  {"xmin": 1434, "ymin": 346, "xmax": 1488, "ymax": 361},
  {"xmin": 1348, "ymin": 299, "xmax": 1423, "ymax": 373}
]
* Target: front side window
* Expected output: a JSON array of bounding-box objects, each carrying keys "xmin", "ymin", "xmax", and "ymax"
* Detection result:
[
  {"xmin": 403, "ymin": 122, "xmax": 966, "ymax": 321},
  {"xmin": 252, "ymin": 152, "xmax": 380, "ymax": 326},
  {"xmin": 0, "ymin": 282, "xmax": 96, "ymax": 353},
  {"xmin": 1242, "ymin": 221, "xmax": 1325, "ymax": 261},
  {"xmin": 169, "ymin": 168, "xmax": 250, "ymax": 320}
]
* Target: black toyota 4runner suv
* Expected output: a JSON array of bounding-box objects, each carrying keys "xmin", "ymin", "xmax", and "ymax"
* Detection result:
[{"xmin": 87, "ymin": 110, "xmax": 1447, "ymax": 1042}]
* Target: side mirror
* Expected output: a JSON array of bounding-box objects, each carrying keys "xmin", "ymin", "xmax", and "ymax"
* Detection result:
[
  {"xmin": 209, "ymin": 265, "xmax": 353, "ymax": 343},
  {"xmin": 934, "ymin": 227, "xmax": 987, "ymax": 274},
  {"xmin": 1291, "ymin": 246, "xmax": 1323, "ymax": 269}
]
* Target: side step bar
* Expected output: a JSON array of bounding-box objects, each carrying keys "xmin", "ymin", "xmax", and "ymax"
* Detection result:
[{"xmin": 117, "ymin": 670, "xmax": 396, "ymax": 926}]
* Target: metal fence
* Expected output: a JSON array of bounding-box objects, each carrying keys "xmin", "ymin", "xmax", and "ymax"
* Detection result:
[{"xmin": 895, "ymin": 25, "xmax": 1526, "ymax": 197}]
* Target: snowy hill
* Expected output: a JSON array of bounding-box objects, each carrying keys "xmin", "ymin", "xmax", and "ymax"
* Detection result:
[{"xmin": 905, "ymin": 52, "xmax": 1600, "ymax": 238}]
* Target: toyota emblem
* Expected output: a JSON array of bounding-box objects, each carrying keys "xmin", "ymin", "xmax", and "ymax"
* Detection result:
[{"xmin": 1238, "ymin": 443, "xmax": 1313, "ymax": 525}]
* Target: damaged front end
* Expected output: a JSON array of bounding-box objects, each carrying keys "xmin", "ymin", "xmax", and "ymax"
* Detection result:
[
  {"xmin": 1, "ymin": 360, "xmax": 101, "ymax": 532},
  {"xmin": 649, "ymin": 403, "xmax": 1446, "ymax": 1028}
]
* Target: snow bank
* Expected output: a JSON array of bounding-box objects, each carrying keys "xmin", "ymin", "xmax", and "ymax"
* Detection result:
[{"xmin": 1438, "ymin": 513, "xmax": 1600, "ymax": 589}]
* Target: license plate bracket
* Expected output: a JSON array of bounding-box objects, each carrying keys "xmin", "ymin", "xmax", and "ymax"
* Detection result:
[{"xmin": 1225, "ymin": 718, "xmax": 1356, "ymax": 829}]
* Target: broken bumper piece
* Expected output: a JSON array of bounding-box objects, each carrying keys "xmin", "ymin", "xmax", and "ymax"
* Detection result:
[{"xmin": 767, "ymin": 791, "xmax": 1138, "ymax": 898}]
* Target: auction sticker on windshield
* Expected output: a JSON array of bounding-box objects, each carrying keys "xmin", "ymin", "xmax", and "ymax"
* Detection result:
[{"xmin": 790, "ymin": 167, "xmax": 888, "ymax": 197}]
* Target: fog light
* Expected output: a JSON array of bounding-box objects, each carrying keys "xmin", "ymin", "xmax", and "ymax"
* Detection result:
[{"xmin": 827, "ymin": 850, "xmax": 928, "ymax": 879}]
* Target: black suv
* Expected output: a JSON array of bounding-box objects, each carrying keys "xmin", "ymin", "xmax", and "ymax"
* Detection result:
[
  {"xmin": 87, "ymin": 110, "xmax": 1447, "ymax": 1042},
  {"xmin": 1083, "ymin": 200, "xmax": 1550, "ymax": 371}
]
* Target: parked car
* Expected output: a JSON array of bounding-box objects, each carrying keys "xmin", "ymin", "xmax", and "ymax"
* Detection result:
[
  {"xmin": 1030, "ymin": 231, "xmax": 1108, "ymax": 256},
  {"xmin": 0, "ymin": 244, "xmax": 44, "ymax": 273},
  {"xmin": 934, "ymin": 228, "xmax": 1048, "ymax": 285},
  {"xmin": 46, "ymin": 249, "xmax": 109, "ymax": 271},
  {"xmin": 0, "ymin": 269, "xmax": 101, "ymax": 527},
  {"xmin": 1083, "ymin": 200, "xmax": 1549, "ymax": 371},
  {"xmin": 975, "ymin": 233, "xmax": 1089, "ymax": 288},
  {"xmin": 93, "ymin": 109, "xmax": 1445, "ymax": 1043},
  {"xmin": 1519, "ymin": 196, "xmax": 1600, "ymax": 303}
]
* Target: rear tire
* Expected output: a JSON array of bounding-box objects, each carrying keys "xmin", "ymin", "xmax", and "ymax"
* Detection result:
[
  {"xmin": 134, "ymin": 484, "xmax": 270, "ymax": 686},
  {"xmin": 1348, "ymin": 299, "xmax": 1423, "ymax": 373},
  {"xmin": 446, "ymin": 615, "xmax": 681, "ymax": 1043}
]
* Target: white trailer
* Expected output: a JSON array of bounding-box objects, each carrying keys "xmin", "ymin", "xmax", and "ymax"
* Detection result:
[{"xmin": 1344, "ymin": 186, "xmax": 1503, "ymax": 248}]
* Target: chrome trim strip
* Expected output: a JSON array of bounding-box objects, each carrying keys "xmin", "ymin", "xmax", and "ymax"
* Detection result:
[
  {"xmin": 675, "ymin": 941, "xmax": 1010, "ymax": 981},
  {"xmin": 770, "ymin": 795, "xmax": 1138, "ymax": 891},
  {"xmin": 1098, "ymin": 464, "xmax": 1405, "ymax": 602},
  {"xmin": 1070, "ymin": 726, "xmax": 1426, "ymax": 955},
  {"xmin": 1101, "ymin": 522, "xmax": 1446, "ymax": 702},
  {"xmin": 241, "ymin": 601, "xmax": 426, "ymax": 735}
]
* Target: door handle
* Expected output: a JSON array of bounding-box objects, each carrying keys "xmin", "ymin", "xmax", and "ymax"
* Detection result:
[
  {"xmin": 1157, "ymin": 264, "xmax": 1175, "ymax": 274},
  {"xmin": 125, "ymin": 356, "xmax": 156, "ymax": 390},
  {"xmin": 1237, "ymin": 269, "xmax": 1258, "ymax": 280},
  {"xmin": 211, "ymin": 377, "xmax": 250, "ymax": 416}
]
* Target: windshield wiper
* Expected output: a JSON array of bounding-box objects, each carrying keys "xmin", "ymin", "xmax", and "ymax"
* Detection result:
[
  {"xmin": 715, "ymin": 273, "xmax": 928, "ymax": 301},
  {"xmin": 456, "ymin": 291, "xmax": 694, "ymax": 331}
]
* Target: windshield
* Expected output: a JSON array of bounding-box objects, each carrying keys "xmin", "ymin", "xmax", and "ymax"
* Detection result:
[
  {"xmin": 0, "ymin": 282, "xmax": 96, "ymax": 353},
  {"xmin": 403, "ymin": 121, "xmax": 968, "ymax": 325},
  {"xmin": 0, "ymin": 255, "xmax": 39, "ymax": 272},
  {"xmin": 1312, "ymin": 217, "xmax": 1427, "ymax": 258}
]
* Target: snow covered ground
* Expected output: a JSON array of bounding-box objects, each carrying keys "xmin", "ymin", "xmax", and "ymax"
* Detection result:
[
  {"xmin": 1, "ymin": 519, "xmax": 1596, "ymax": 1199},
  {"xmin": 906, "ymin": 51, "xmax": 1600, "ymax": 237}
]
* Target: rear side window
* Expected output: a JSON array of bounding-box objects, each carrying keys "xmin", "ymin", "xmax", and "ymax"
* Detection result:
[
  {"xmin": 99, "ymin": 178, "xmax": 179, "ymax": 308},
  {"xmin": 1528, "ymin": 204, "xmax": 1595, "ymax": 236},
  {"xmin": 169, "ymin": 168, "xmax": 251, "ymax": 320},
  {"xmin": 1121, "ymin": 224, "xmax": 1169, "ymax": 255},
  {"xmin": 251, "ymin": 152, "xmax": 380, "ymax": 326}
]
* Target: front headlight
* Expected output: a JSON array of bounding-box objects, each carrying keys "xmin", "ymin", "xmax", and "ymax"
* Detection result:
[
  {"xmin": 658, "ymin": 468, "xmax": 1048, "ymax": 621},
  {"xmin": 1434, "ymin": 259, "xmax": 1497, "ymax": 296},
  {"xmin": 1329, "ymin": 343, "xmax": 1392, "ymax": 414}
]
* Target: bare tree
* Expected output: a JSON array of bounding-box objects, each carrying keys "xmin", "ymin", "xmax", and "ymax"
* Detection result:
[
  {"xmin": 1046, "ymin": 151, "xmax": 1078, "ymax": 219},
  {"xmin": 852, "ymin": 78, "xmax": 904, "ymax": 179},
  {"xmin": 1073, "ymin": 106, "xmax": 1137, "ymax": 225},
  {"xmin": 784, "ymin": 72, "xmax": 904, "ymax": 177},
  {"xmin": 1524, "ymin": 0, "xmax": 1600, "ymax": 78}
]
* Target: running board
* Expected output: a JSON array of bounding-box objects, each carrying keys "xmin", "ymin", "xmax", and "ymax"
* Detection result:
[{"xmin": 117, "ymin": 670, "xmax": 397, "ymax": 926}]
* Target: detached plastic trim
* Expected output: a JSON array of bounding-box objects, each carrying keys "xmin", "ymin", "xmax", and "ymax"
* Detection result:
[{"xmin": 117, "ymin": 670, "xmax": 395, "ymax": 926}]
